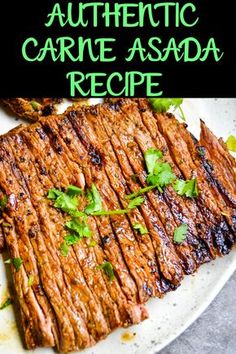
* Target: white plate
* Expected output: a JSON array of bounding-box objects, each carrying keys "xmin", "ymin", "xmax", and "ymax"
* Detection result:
[{"xmin": 0, "ymin": 99, "xmax": 236, "ymax": 354}]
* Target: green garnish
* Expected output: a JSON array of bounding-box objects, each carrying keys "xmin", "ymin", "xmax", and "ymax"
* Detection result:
[
  {"xmin": 0, "ymin": 298, "xmax": 12, "ymax": 310},
  {"xmin": 173, "ymin": 178, "xmax": 198, "ymax": 198},
  {"xmin": 91, "ymin": 209, "xmax": 131, "ymax": 216},
  {"xmin": 127, "ymin": 196, "xmax": 145, "ymax": 209},
  {"xmin": 12, "ymin": 258, "xmax": 23, "ymax": 272},
  {"xmin": 64, "ymin": 234, "xmax": 80, "ymax": 246},
  {"xmin": 85, "ymin": 184, "xmax": 103, "ymax": 214},
  {"xmin": 66, "ymin": 218, "xmax": 92, "ymax": 238},
  {"xmin": 125, "ymin": 185, "xmax": 157, "ymax": 200},
  {"xmin": 146, "ymin": 162, "xmax": 175, "ymax": 189},
  {"xmin": 47, "ymin": 187, "xmax": 80, "ymax": 215},
  {"xmin": 133, "ymin": 223, "xmax": 148, "ymax": 235},
  {"xmin": 174, "ymin": 224, "xmax": 188, "ymax": 244},
  {"xmin": 149, "ymin": 98, "xmax": 185, "ymax": 120},
  {"xmin": 60, "ymin": 242, "xmax": 69, "ymax": 257},
  {"xmin": 88, "ymin": 240, "xmax": 97, "ymax": 247},
  {"xmin": 67, "ymin": 185, "xmax": 82, "ymax": 197},
  {"xmin": 226, "ymin": 135, "xmax": 236, "ymax": 152},
  {"xmin": 0, "ymin": 196, "xmax": 8, "ymax": 211},
  {"xmin": 2, "ymin": 222, "xmax": 11, "ymax": 227},
  {"xmin": 144, "ymin": 148, "xmax": 163, "ymax": 175},
  {"xmin": 5, "ymin": 257, "xmax": 24, "ymax": 271},
  {"xmin": 97, "ymin": 261, "xmax": 115, "ymax": 281},
  {"xmin": 30, "ymin": 100, "xmax": 40, "ymax": 111},
  {"xmin": 28, "ymin": 275, "xmax": 34, "ymax": 287}
]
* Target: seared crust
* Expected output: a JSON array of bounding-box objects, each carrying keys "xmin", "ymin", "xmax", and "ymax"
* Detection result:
[
  {"xmin": 2, "ymin": 98, "xmax": 89, "ymax": 122},
  {"xmin": 0, "ymin": 99, "xmax": 235, "ymax": 352}
]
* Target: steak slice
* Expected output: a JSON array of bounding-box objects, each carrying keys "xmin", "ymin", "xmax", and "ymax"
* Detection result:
[{"xmin": 0, "ymin": 99, "xmax": 235, "ymax": 352}]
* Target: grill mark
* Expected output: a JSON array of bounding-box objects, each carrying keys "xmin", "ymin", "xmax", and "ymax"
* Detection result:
[
  {"xmin": 19, "ymin": 127, "xmax": 112, "ymax": 340},
  {"xmin": 63, "ymin": 113, "xmax": 158, "ymax": 302},
  {"xmin": 5, "ymin": 135, "xmax": 95, "ymax": 351},
  {"xmin": 39, "ymin": 122, "xmax": 130, "ymax": 328},
  {"xmin": 152, "ymin": 109, "xmax": 234, "ymax": 255},
  {"xmin": 95, "ymin": 105, "xmax": 184, "ymax": 285},
  {"xmin": 40, "ymin": 116, "xmax": 148, "ymax": 322},
  {"xmin": 0, "ymin": 142, "xmax": 66, "ymax": 350},
  {"xmin": 128, "ymin": 99, "xmax": 212, "ymax": 265},
  {"xmin": 84, "ymin": 109, "xmax": 165, "ymax": 295}
]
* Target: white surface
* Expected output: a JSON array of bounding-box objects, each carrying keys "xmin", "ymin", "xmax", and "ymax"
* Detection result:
[{"xmin": 0, "ymin": 99, "xmax": 236, "ymax": 354}]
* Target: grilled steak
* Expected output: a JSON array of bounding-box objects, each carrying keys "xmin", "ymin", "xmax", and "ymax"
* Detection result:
[{"xmin": 0, "ymin": 99, "xmax": 235, "ymax": 352}]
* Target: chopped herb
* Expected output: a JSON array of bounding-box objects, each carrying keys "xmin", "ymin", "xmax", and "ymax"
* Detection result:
[
  {"xmin": 48, "ymin": 188, "xmax": 79, "ymax": 215},
  {"xmin": 144, "ymin": 148, "xmax": 163, "ymax": 175},
  {"xmin": 85, "ymin": 184, "xmax": 102, "ymax": 214},
  {"xmin": 67, "ymin": 185, "xmax": 82, "ymax": 197},
  {"xmin": 143, "ymin": 148, "xmax": 176, "ymax": 192},
  {"xmin": 97, "ymin": 261, "xmax": 115, "ymax": 281},
  {"xmin": 60, "ymin": 242, "xmax": 69, "ymax": 257},
  {"xmin": 174, "ymin": 224, "xmax": 188, "ymax": 244},
  {"xmin": 226, "ymin": 135, "xmax": 236, "ymax": 152},
  {"xmin": 2, "ymin": 222, "xmax": 11, "ymax": 227},
  {"xmin": 88, "ymin": 240, "xmax": 97, "ymax": 247},
  {"xmin": 0, "ymin": 196, "xmax": 8, "ymax": 211},
  {"xmin": 30, "ymin": 100, "xmax": 40, "ymax": 111},
  {"xmin": 91, "ymin": 209, "xmax": 130, "ymax": 216},
  {"xmin": 0, "ymin": 298, "xmax": 12, "ymax": 310},
  {"xmin": 12, "ymin": 258, "xmax": 23, "ymax": 272},
  {"xmin": 66, "ymin": 218, "xmax": 92, "ymax": 238},
  {"xmin": 64, "ymin": 234, "xmax": 80, "ymax": 246},
  {"xmin": 149, "ymin": 98, "xmax": 186, "ymax": 121},
  {"xmin": 47, "ymin": 188, "xmax": 62, "ymax": 200},
  {"xmin": 125, "ymin": 185, "xmax": 157, "ymax": 200},
  {"xmin": 133, "ymin": 223, "xmax": 148, "ymax": 235},
  {"xmin": 28, "ymin": 275, "xmax": 34, "ymax": 287},
  {"xmin": 149, "ymin": 98, "xmax": 183, "ymax": 113},
  {"xmin": 173, "ymin": 178, "xmax": 198, "ymax": 198},
  {"xmin": 147, "ymin": 162, "xmax": 175, "ymax": 189},
  {"xmin": 128, "ymin": 196, "xmax": 144, "ymax": 209}
]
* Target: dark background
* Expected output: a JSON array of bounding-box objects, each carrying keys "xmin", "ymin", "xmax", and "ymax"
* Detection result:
[{"xmin": 0, "ymin": 0, "xmax": 235, "ymax": 97}]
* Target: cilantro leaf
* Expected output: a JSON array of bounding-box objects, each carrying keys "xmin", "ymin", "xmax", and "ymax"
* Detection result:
[
  {"xmin": 60, "ymin": 242, "xmax": 69, "ymax": 257},
  {"xmin": 67, "ymin": 185, "xmax": 82, "ymax": 197},
  {"xmin": 0, "ymin": 196, "xmax": 8, "ymax": 211},
  {"xmin": 91, "ymin": 209, "xmax": 130, "ymax": 216},
  {"xmin": 144, "ymin": 148, "xmax": 163, "ymax": 175},
  {"xmin": 88, "ymin": 240, "xmax": 97, "ymax": 247},
  {"xmin": 85, "ymin": 184, "xmax": 102, "ymax": 214},
  {"xmin": 47, "ymin": 189, "xmax": 62, "ymax": 200},
  {"xmin": 128, "ymin": 196, "xmax": 144, "ymax": 209},
  {"xmin": 28, "ymin": 275, "xmax": 34, "ymax": 287},
  {"xmin": 173, "ymin": 178, "xmax": 198, "ymax": 198},
  {"xmin": 174, "ymin": 224, "xmax": 188, "ymax": 244},
  {"xmin": 66, "ymin": 218, "xmax": 92, "ymax": 238},
  {"xmin": 0, "ymin": 298, "xmax": 12, "ymax": 310},
  {"xmin": 97, "ymin": 261, "xmax": 115, "ymax": 281},
  {"xmin": 48, "ymin": 188, "xmax": 79, "ymax": 214},
  {"xmin": 30, "ymin": 100, "xmax": 40, "ymax": 111},
  {"xmin": 149, "ymin": 98, "xmax": 183, "ymax": 113},
  {"xmin": 147, "ymin": 162, "xmax": 175, "ymax": 188},
  {"xmin": 133, "ymin": 223, "xmax": 148, "ymax": 235},
  {"xmin": 12, "ymin": 258, "xmax": 23, "ymax": 272},
  {"xmin": 226, "ymin": 135, "xmax": 236, "ymax": 152},
  {"xmin": 125, "ymin": 185, "xmax": 157, "ymax": 200},
  {"xmin": 64, "ymin": 234, "xmax": 80, "ymax": 246}
]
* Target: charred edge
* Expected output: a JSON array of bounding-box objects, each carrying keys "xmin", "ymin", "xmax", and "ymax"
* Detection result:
[
  {"xmin": 202, "ymin": 158, "xmax": 236, "ymax": 209},
  {"xmin": 42, "ymin": 124, "xmax": 63, "ymax": 154},
  {"xmin": 212, "ymin": 221, "xmax": 234, "ymax": 255}
]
